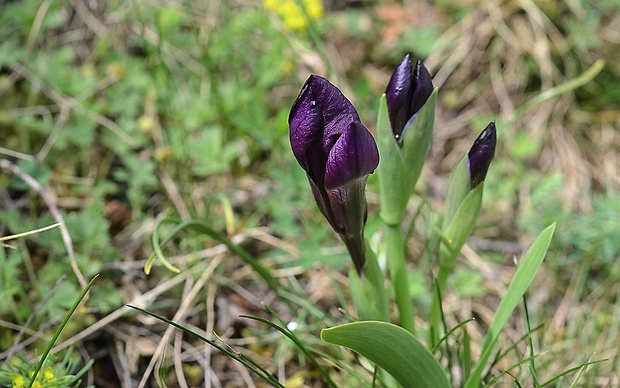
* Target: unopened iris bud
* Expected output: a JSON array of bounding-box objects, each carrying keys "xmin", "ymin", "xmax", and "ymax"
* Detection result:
[
  {"xmin": 385, "ymin": 54, "xmax": 434, "ymax": 143},
  {"xmin": 442, "ymin": 121, "xmax": 498, "ymax": 267},
  {"xmin": 376, "ymin": 54, "xmax": 437, "ymax": 225},
  {"xmin": 467, "ymin": 122, "xmax": 496, "ymax": 189},
  {"xmin": 289, "ymin": 75, "xmax": 379, "ymax": 274}
]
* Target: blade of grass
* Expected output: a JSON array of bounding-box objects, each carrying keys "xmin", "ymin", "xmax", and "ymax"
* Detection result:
[
  {"xmin": 483, "ymin": 322, "xmax": 545, "ymax": 383},
  {"xmin": 147, "ymin": 216, "xmax": 182, "ymax": 274},
  {"xmin": 522, "ymin": 293, "xmax": 539, "ymax": 386},
  {"xmin": 432, "ymin": 317, "xmax": 475, "ymax": 353},
  {"xmin": 501, "ymin": 60, "xmax": 604, "ymax": 132},
  {"xmin": 146, "ymin": 218, "xmax": 285, "ymax": 302},
  {"xmin": 462, "ymin": 328, "xmax": 472, "ymax": 383},
  {"xmin": 242, "ymin": 307, "xmax": 338, "ymax": 388},
  {"xmin": 27, "ymin": 274, "xmax": 98, "ymax": 388},
  {"xmin": 127, "ymin": 305, "xmax": 285, "ymax": 387},
  {"xmin": 464, "ymin": 223, "xmax": 556, "ymax": 388},
  {"xmin": 486, "ymin": 355, "xmax": 537, "ymax": 386},
  {"xmin": 549, "ymin": 360, "xmax": 607, "ymax": 387},
  {"xmin": 0, "ymin": 223, "xmax": 60, "ymax": 242}
]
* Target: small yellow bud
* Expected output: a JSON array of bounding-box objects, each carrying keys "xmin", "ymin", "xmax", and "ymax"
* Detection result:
[
  {"xmin": 284, "ymin": 15, "xmax": 306, "ymax": 30},
  {"xmin": 263, "ymin": 0, "xmax": 277, "ymax": 11},
  {"xmin": 138, "ymin": 115, "xmax": 156, "ymax": 135},
  {"xmin": 154, "ymin": 147, "xmax": 173, "ymax": 163},
  {"xmin": 12, "ymin": 374, "xmax": 25, "ymax": 388},
  {"xmin": 304, "ymin": 0, "xmax": 323, "ymax": 19},
  {"xmin": 280, "ymin": 60, "xmax": 295, "ymax": 76},
  {"xmin": 44, "ymin": 367, "xmax": 56, "ymax": 382},
  {"xmin": 107, "ymin": 63, "xmax": 125, "ymax": 79}
]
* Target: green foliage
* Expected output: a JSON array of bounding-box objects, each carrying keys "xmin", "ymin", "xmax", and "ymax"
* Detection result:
[
  {"xmin": 0, "ymin": 249, "xmax": 24, "ymax": 319},
  {"xmin": 10, "ymin": 160, "xmax": 51, "ymax": 190},
  {"xmin": 464, "ymin": 223, "xmax": 556, "ymax": 388},
  {"xmin": 321, "ymin": 321, "xmax": 451, "ymax": 388},
  {"xmin": 376, "ymin": 91, "xmax": 437, "ymax": 225},
  {"xmin": 187, "ymin": 126, "xmax": 239, "ymax": 176},
  {"xmin": 518, "ymin": 178, "xmax": 620, "ymax": 271},
  {"xmin": 399, "ymin": 25, "xmax": 440, "ymax": 58},
  {"xmin": 112, "ymin": 153, "xmax": 158, "ymax": 214},
  {"xmin": 0, "ymin": 350, "xmax": 93, "ymax": 388},
  {"xmin": 561, "ymin": 194, "xmax": 620, "ymax": 265},
  {"xmin": 1, "ymin": 0, "xmax": 618, "ymax": 385},
  {"xmin": 451, "ymin": 268, "xmax": 484, "ymax": 297},
  {"xmin": 0, "ymin": 276, "xmax": 97, "ymax": 388}
]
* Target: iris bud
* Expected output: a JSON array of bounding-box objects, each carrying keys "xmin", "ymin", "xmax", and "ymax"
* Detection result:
[
  {"xmin": 385, "ymin": 54, "xmax": 434, "ymax": 143},
  {"xmin": 376, "ymin": 55, "xmax": 437, "ymax": 225},
  {"xmin": 289, "ymin": 75, "xmax": 379, "ymax": 274},
  {"xmin": 467, "ymin": 122, "xmax": 497, "ymax": 188}
]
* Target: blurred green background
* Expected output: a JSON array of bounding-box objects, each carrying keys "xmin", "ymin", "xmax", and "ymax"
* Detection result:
[{"xmin": 0, "ymin": 0, "xmax": 618, "ymax": 386}]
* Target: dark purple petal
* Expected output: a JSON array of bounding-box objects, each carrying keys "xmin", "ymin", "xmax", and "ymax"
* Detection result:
[
  {"xmin": 385, "ymin": 54, "xmax": 413, "ymax": 140},
  {"xmin": 324, "ymin": 121, "xmax": 379, "ymax": 190},
  {"xmin": 467, "ymin": 122, "xmax": 497, "ymax": 188},
  {"xmin": 409, "ymin": 60, "xmax": 434, "ymax": 119},
  {"xmin": 288, "ymin": 75, "xmax": 375, "ymax": 275},
  {"xmin": 385, "ymin": 55, "xmax": 434, "ymax": 142},
  {"xmin": 289, "ymin": 75, "xmax": 361, "ymax": 184},
  {"xmin": 289, "ymin": 82, "xmax": 322, "ymax": 170},
  {"xmin": 306, "ymin": 76, "xmax": 360, "ymax": 159}
]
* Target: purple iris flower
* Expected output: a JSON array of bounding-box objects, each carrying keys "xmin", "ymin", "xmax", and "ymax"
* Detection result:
[
  {"xmin": 467, "ymin": 122, "xmax": 497, "ymax": 188},
  {"xmin": 385, "ymin": 54, "xmax": 434, "ymax": 143},
  {"xmin": 289, "ymin": 75, "xmax": 379, "ymax": 274}
]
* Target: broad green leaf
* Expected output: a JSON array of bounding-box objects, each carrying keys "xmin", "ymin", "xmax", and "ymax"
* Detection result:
[
  {"xmin": 376, "ymin": 94, "xmax": 409, "ymax": 225},
  {"xmin": 321, "ymin": 321, "xmax": 450, "ymax": 388},
  {"xmin": 400, "ymin": 88, "xmax": 437, "ymax": 195},
  {"xmin": 442, "ymin": 156, "xmax": 469, "ymax": 230},
  {"xmin": 376, "ymin": 90, "xmax": 437, "ymax": 226},
  {"xmin": 464, "ymin": 223, "xmax": 556, "ymax": 388},
  {"xmin": 440, "ymin": 183, "xmax": 483, "ymax": 269}
]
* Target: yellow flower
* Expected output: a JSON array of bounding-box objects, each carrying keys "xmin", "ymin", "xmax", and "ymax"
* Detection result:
[
  {"xmin": 44, "ymin": 368, "xmax": 56, "ymax": 382},
  {"xmin": 12, "ymin": 374, "xmax": 25, "ymax": 388},
  {"xmin": 284, "ymin": 15, "xmax": 307, "ymax": 31},
  {"xmin": 137, "ymin": 115, "xmax": 156, "ymax": 135},
  {"xmin": 263, "ymin": 0, "xmax": 278, "ymax": 11},
  {"xmin": 264, "ymin": 0, "xmax": 323, "ymax": 31},
  {"xmin": 32, "ymin": 382, "xmax": 42, "ymax": 388},
  {"xmin": 279, "ymin": 1, "xmax": 300, "ymax": 18},
  {"xmin": 304, "ymin": 0, "xmax": 323, "ymax": 19}
]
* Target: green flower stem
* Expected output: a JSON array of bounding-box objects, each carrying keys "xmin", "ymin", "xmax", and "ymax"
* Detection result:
[
  {"xmin": 349, "ymin": 242, "xmax": 389, "ymax": 322},
  {"xmin": 385, "ymin": 222, "xmax": 415, "ymax": 335},
  {"xmin": 364, "ymin": 246, "xmax": 391, "ymax": 322}
]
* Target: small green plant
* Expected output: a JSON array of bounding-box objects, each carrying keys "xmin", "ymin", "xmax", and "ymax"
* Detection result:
[
  {"xmin": 0, "ymin": 350, "xmax": 93, "ymax": 388},
  {"xmin": 143, "ymin": 52, "xmax": 598, "ymax": 387},
  {"xmin": 0, "ymin": 276, "xmax": 96, "ymax": 388}
]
